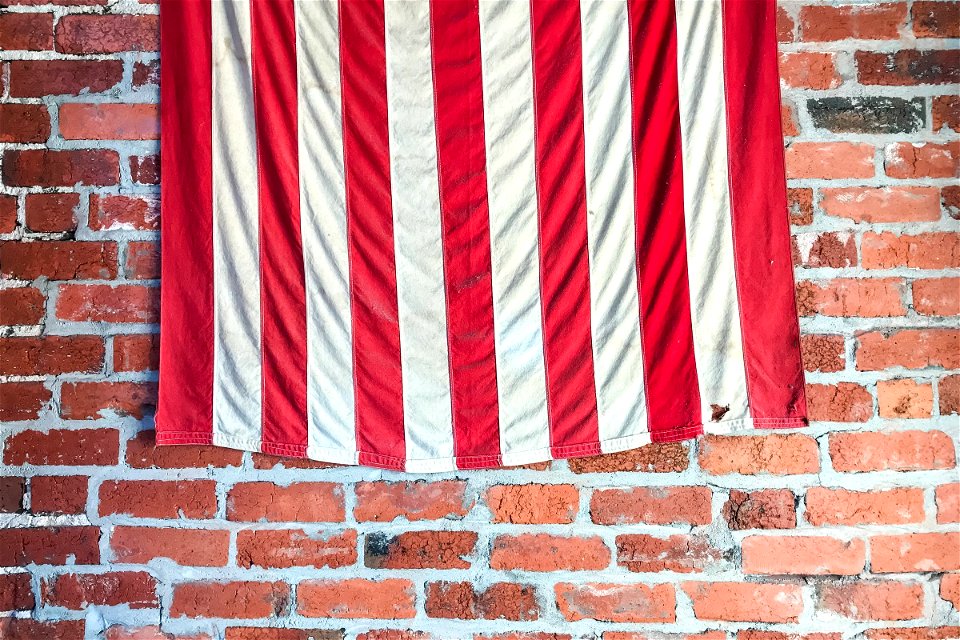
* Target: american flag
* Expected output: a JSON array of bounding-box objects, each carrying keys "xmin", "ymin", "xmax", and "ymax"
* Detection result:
[{"xmin": 156, "ymin": 0, "xmax": 807, "ymax": 472}]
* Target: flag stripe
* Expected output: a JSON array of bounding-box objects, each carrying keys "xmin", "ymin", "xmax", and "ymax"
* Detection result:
[
  {"xmin": 339, "ymin": 0, "xmax": 406, "ymax": 469},
  {"xmin": 295, "ymin": 0, "xmax": 357, "ymax": 462},
  {"xmin": 430, "ymin": 0, "xmax": 502, "ymax": 469},
  {"xmin": 156, "ymin": 0, "xmax": 214, "ymax": 443},
  {"xmin": 529, "ymin": 0, "xmax": 601, "ymax": 457},
  {"xmin": 211, "ymin": 0, "xmax": 263, "ymax": 450},
  {"xmin": 627, "ymin": 0, "xmax": 701, "ymax": 438},
  {"xmin": 251, "ymin": 0, "xmax": 309, "ymax": 453},
  {"xmin": 721, "ymin": 0, "xmax": 807, "ymax": 425},
  {"xmin": 477, "ymin": 0, "xmax": 552, "ymax": 466},
  {"xmin": 674, "ymin": 0, "xmax": 750, "ymax": 428},
  {"xmin": 580, "ymin": 0, "xmax": 648, "ymax": 450}
]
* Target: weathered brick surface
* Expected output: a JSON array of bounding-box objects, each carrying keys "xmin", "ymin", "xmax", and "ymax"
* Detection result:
[{"xmin": 0, "ymin": 2, "xmax": 957, "ymax": 637}]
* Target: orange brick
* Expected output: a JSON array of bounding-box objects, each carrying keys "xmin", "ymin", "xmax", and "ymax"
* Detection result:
[
  {"xmin": 861, "ymin": 232, "xmax": 960, "ymax": 270},
  {"xmin": 885, "ymin": 142, "xmax": 959, "ymax": 179},
  {"xmin": 792, "ymin": 232, "xmax": 856, "ymax": 269},
  {"xmin": 800, "ymin": 335, "xmax": 845, "ymax": 373},
  {"xmin": 99, "ymin": 480, "xmax": 217, "ymax": 519},
  {"xmin": 568, "ymin": 442, "xmax": 688, "ymax": 473},
  {"xmin": 555, "ymin": 583, "xmax": 675, "ymax": 623},
  {"xmin": 871, "ymin": 532, "xmax": 960, "ymax": 573},
  {"xmin": 297, "ymin": 579, "xmax": 415, "ymax": 619},
  {"xmin": 486, "ymin": 484, "xmax": 578, "ymax": 524},
  {"xmin": 355, "ymin": 480, "xmax": 471, "ymax": 522},
  {"xmin": 940, "ymin": 375, "xmax": 960, "ymax": 415},
  {"xmin": 877, "ymin": 379, "xmax": 934, "ymax": 418},
  {"xmin": 615, "ymin": 534, "xmax": 721, "ymax": 573},
  {"xmin": 683, "ymin": 582, "xmax": 803, "ymax": 623},
  {"xmin": 830, "ymin": 430, "xmax": 955, "ymax": 472},
  {"xmin": 722, "ymin": 489, "xmax": 797, "ymax": 530},
  {"xmin": 365, "ymin": 531, "xmax": 476, "ymax": 570},
  {"xmin": 796, "ymin": 278, "xmax": 906, "ymax": 318},
  {"xmin": 698, "ymin": 434, "xmax": 819, "ymax": 475},
  {"xmin": 170, "ymin": 581, "xmax": 289, "ymax": 619},
  {"xmin": 857, "ymin": 329, "xmax": 960, "ymax": 370},
  {"xmin": 227, "ymin": 482, "xmax": 344, "ymax": 522},
  {"xmin": 425, "ymin": 581, "xmax": 538, "ymax": 621},
  {"xmin": 806, "ymin": 382, "xmax": 873, "ymax": 422},
  {"xmin": 819, "ymin": 581, "xmax": 923, "ymax": 621},
  {"xmin": 806, "ymin": 487, "xmax": 924, "ymax": 525},
  {"xmin": 591, "ymin": 486, "xmax": 711, "ymax": 525},
  {"xmin": 935, "ymin": 96, "xmax": 960, "ymax": 132},
  {"xmin": 782, "ymin": 103, "xmax": 799, "ymax": 137},
  {"xmin": 490, "ymin": 534, "xmax": 609, "ymax": 571},
  {"xmin": 110, "ymin": 526, "xmax": 229, "ymax": 567},
  {"xmin": 778, "ymin": 52, "xmax": 841, "ymax": 89},
  {"xmin": 742, "ymin": 536, "xmax": 866, "ymax": 575},
  {"xmin": 236, "ymin": 529, "xmax": 356, "ymax": 569},
  {"xmin": 785, "ymin": 142, "xmax": 874, "ymax": 179},
  {"xmin": 800, "ymin": 3, "xmax": 906, "ymax": 41},
  {"xmin": 914, "ymin": 278, "xmax": 960, "ymax": 316},
  {"xmin": 59, "ymin": 104, "xmax": 159, "ymax": 140},
  {"xmin": 941, "ymin": 574, "xmax": 960, "ymax": 610},
  {"xmin": 820, "ymin": 187, "xmax": 941, "ymax": 223},
  {"xmin": 937, "ymin": 484, "xmax": 960, "ymax": 524}
]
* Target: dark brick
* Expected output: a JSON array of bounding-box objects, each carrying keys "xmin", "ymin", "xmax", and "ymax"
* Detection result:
[
  {"xmin": 857, "ymin": 50, "xmax": 960, "ymax": 86},
  {"xmin": 807, "ymin": 97, "xmax": 925, "ymax": 134}
]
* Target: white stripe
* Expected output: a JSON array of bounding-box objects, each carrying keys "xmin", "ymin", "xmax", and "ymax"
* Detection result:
[
  {"xmin": 580, "ymin": 0, "xmax": 648, "ymax": 449},
  {"xmin": 674, "ymin": 0, "xmax": 750, "ymax": 424},
  {"xmin": 384, "ymin": 0, "xmax": 454, "ymax": 463},
  {"xmin": 478, "ymin": 0, "xmax": 551, "ymax": 462},
  {"xmin": 211, "ymin": 0, "xmax": 262, "ymax": 448},
  {"xmin": 294, "ymin": 0, "xmax": 356, "ymax": 462}
]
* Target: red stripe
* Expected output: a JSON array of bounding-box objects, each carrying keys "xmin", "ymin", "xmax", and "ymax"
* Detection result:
[
  {"xmin": 529, "ymin": 0, "xmax": 601, "ymax": 457},
  {"xmin": 250, "ymin": 0, "xmax": 309, "ymax": 452},
  {"xmin": 156, "ymin": 0, "xmax": 213, "ymax": 444},
  {"xmin": 339, "ymin": 0, "xmax": 406, "ymax": 468},
  {"xmin": 429, "ymin": 0, "xmax": 501, "ymax": 469},
  {"xmin": 626, "ymin": 0, "xmax": 702, "ymax": 439},
  {"xmin": 721, "ymin": 0, "xmax": 807, "ymax": 424}
]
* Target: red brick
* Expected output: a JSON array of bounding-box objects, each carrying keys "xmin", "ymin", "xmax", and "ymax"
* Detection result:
[
  {"xmin": 792, "ymin": 232, "xmax": 856, "ymax": 268},
  {"xmin": 865, "ymin": 629, "xmax": 960, "ymax": 640},
  {"xmin": 934, "ymin": 95, "xmax": 960, "ymax": 132},
  {"xmin": 9, "ymin": 59, "xmax": 123, "ymax": 97},
  {"xmin": 785, "ymin": 142, "xmax": 874, "ymax": 179},
  {"xmin": 0, "ymin": 287, "xmax": 45, "ymax": 326},
  {"xmin": 297, "ymin": 579, "xmax": 416, "ymax": 619},
  {"xmin": 106, "ymin": 627, "xmax": 212, "ymax": 640},
  {"xmin": 3, "ymin": 149, "xmax": 119, "ymax": 187},
  {"xmin": 942, "ymin": 574, "xmax": 960, "ymax": 610},
  {"xmin": 56, "ymin": 15, "xmax": 159, "ymax": 54},
  {"xmin": 555, "ymin": 583, "xmax": 675, "ymax": 623},
  {"xmin": 31, "ymin": 475, "xmax": 87, "ymax": 515},
  {"xmin": 800, "ymin": 335, "xmax": 845, "ymax": 373},
  {"xmin": 43, "ymin": 572, "xmax": 157, "ymax": 609},
  {"xmin": 806, "ymin": 487, "xmax": 924, "ymax": 526},
  {"xmin": 25, "ymin": 193, "xmax": 80, "ymax": 233},
  {"xmin": 871, "ymin": 532, "xmax": 960, "ymax": 573},
  {"xmin": 857, "ymin": 50, "xmax": 960, "ymax": 86},
  {"xmin": 486, "ymin": 484, "xmax": 577, "ymax": 524},
  {"xmin": 591, "ymin": 486, "xmax": 711, "ymax": 525},
  {"xmin": 914, "ymin": 278, "xmax": 960, "ymax": 316},
  {"xmin": 819, "ymin": 581, "xmax": 923, "ymax": 621},
  {"xmin": 132, "ymin": 60, "xmax": 159, "ymax": 86},
  {"xmin": 111, "ymin": 526, "xmax": 229, "ymax": 567},
  {"xmin": 0, "ymin": 195, "xmax": 15, "ymax": 233},
  {"xmin": 857, "ymin": 329, "xmax": 960, "ymax": 370},
  {"xmin": 114, "ymin": 334, "xmax": 160, "ymax": 371},
  {"xmin": 776, "ymin": 5, "xmax": 794, "ymax": 42},
  {"xmin": 171, "ymin": 581, "xmax": 289, "ymax": 619},
  {"xmin": 426, "ymin": 581, "xmax": 539, "ymax": 621},
  {"xmin": 683, "ymin": 582, "xmax": 803, "ymax": 623},
  {"xmin": 0, "ymin": 477, "xmax": 25, "ymax": 513},
  {"xmin": 0, "ymin": 103, "xmax": 50, "ymax": 143},
  {"xmin": 0, "ymin": 336, "xmax": 104, "ymax": 376},
  {"xmin": 800, "ymin": 3, "xmax": 906, "ymax": 41},
  {"xmin": 0, "ymin": 240, "xmax": 117, "ymax": 279},
  {"xmin": 99, "ymin": 480, "xmax": 217, "ymax": 519},
  {"xmin": 125, "ymin": 240, "xmax": 160, "ymax": 279},
  {"xmin": 0, "ymin": 573, "xmax": 33, "ymax": 611},
  {"xmin": 89, "ymin": 194, "xmax": 160, "ymax": 231},
  {"xmin": 236, "ymin": 529, "xmax": 357, "ymax": 569},
  {"xmin": 878, "ymin": 379, "xmax": 934, "ymax": 418},
  {"xmin": 356, "ymin": 632, "xmax": 430, "ymax": 640},
  {"xmin": 3, "ymin": 427, "xmax": 117, "ymax": 466},
  {"xmin": 130, "ymin": 154, "xmax": 160, "ymax": 184},
  {"xmin": 57, "ymin": 284, "xmax": 159, "ymax": 323},
  {"xmin": 228, "ymin": 482, "xmax": 344, "ymax": 522},
  {"xmin": 616, "ymin": 534, "xmax": 721, "ymax": 573},
  {"xmin": 126, "ymin": 430, "xmax": 242, "ymax": 469},
  {"xmin": 60, "ymin": 103, "xmax": 159, "ymax": 140},
  {"xmin": 936, "ymin": 484, "xmax": 960, "ymax": 524},
  {"xmin": 250, "ymin": 453, "xmax": 339, "ymax": 470},
  {"xmin": 743, "ymin": 536, "xmax": 865, "ymax": 575},
  {"xmin": 806, "ymin": 382, "xmax": 874, "ymax": 422},
  {"xmin": 830, "ymin": 430, "xmax": 955, "ymax": 472},
  {"xmin": 796, "ymin": 278, "xmax": 906, "ymax": 318},
  {"xmin": 781, "ymin": 102, "xmax": 799, "ymax": 137},
  {"xmin": 913, "ymin": 2, "xmax": 960, "ymax": 38},
  {"xmin": 0, "ymin": 619, "xmax": 84, "ymax": 640},
  {"xmin": 0, "ymin": 12, "xmax": 53, "ymax": 50},
  {"xmin": 821, "ymin": 186, "xmax": 942, "ymax": 222},
  {"xmin": 722, "ymin": 489, "xmax": 797, "ymax": 530},
  {"xmin": 223, "ymin": 630, "xmax": 336, "ymax": 640},
  {"xmin": 698, "ymin": 434, "xmax": 819, "ymax": 475},
  {"xmin": 886, "ymin": 143, "xmax": 959, "ymax": 179},
  {"xmin": 940, "ymin": 374, "xmax": 960, "ymax": 415},
  {"xmin": 490, "ymin": 534, "xmax": 609, "ymax": 571},
  {"xmin": 0, "ymin": 526, "xmax": 99, "ymax": 566},
  {"xmin": 863, "ymin": 232, "xmax": 960, "ymax": 270},
  {"xmin": 778, "ymin": 52, "xmax": 840, "ymax": 89},
  {"xmin": 568, "ymin": 441, "xmax": 689, "ymax": 473},
  {"xmin": 355, "ymin": 480, "xmax": 471, "ymax": 521},
  {"xmin": 60, "ymin": 381, "xmax": 157, "ymax": 420},
  {"xmin": 0, "ymin": 382, "xmax": 50, "ymax": 421},
  {"xmin": 365, "ymin": 530, "xmax": 477, "ymax": 569},
  {"xmin": 788, "ymin": 187, "xmax": 813, "ymax": 225}
]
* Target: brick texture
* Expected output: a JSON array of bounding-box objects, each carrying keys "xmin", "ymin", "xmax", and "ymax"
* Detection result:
[{"xmin": 0, "ymin": 2, "xmax": 957, "ymax": 637}]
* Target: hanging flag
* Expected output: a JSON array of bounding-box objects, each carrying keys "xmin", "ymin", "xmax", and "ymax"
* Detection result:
[{"xmin": 156, "ymin": 0, "xmax": 807, "ymax": 472}]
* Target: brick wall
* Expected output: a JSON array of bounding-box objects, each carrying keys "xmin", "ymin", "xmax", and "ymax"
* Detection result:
[{"xmin": 0, "ymin": 1, "xmax": 958, "ymax": 638}]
